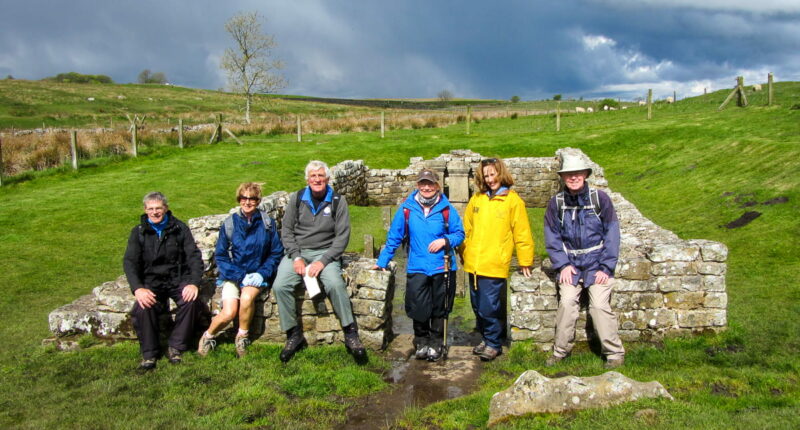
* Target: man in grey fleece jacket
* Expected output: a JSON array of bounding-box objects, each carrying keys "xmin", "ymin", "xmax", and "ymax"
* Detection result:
[{"xmin": 273, "ymin": 160, "xmax": 366, "ymax": 363}]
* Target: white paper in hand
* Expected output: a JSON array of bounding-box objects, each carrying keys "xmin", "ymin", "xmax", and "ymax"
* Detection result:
[{"xmin": 304, "ymin": 265, "xmax": 322, "ymax": 298}]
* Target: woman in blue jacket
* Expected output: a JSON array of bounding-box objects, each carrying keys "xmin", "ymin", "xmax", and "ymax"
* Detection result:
[
  {"xmin": 373, "ymin": 169, "xmax": 464, "ymax": 361},
  {"xmin": 198, "ymin": 182, "xmax": 284, "ymax": 358}
]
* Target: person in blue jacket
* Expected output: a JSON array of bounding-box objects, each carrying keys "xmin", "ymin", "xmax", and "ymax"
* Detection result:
[
  {"xmin": 197, "ymin": 182, "xmax": 284, "ymax": 358},
  {"xmin": 373, "ymin": 169, "xmax": 464, "ymax": 361},
  {"xmin": 543, "ymin": 155, "xmax": 625, "ymax": 368}
]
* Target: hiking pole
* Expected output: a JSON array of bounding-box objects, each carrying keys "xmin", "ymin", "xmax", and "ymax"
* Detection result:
[{"xmin": 442, "ymin": 250, "xmax": 451, "ymax": 360}]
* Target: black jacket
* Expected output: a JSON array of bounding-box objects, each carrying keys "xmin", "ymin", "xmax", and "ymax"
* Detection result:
[{"xmin": 123, "ymin": 211, "xmax": 204, "ymax": 293}]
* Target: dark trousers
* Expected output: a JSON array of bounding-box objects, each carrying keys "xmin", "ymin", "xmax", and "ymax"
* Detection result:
[
  {"xmin": 406, "ymin": 272, "xmax": 455, "ymax": 347},
  {"xmin": 469, "ymin": 275, "xmax": 507, "ymax": 350},
  {"xmin": 131, "ymin": 286, "xmax": 200, "ymax": 359}
]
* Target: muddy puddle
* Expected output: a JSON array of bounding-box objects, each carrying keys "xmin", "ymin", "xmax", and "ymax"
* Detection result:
[{"xmin": 339, "ymin": 256, "xmax": 485, "ymax": 430}]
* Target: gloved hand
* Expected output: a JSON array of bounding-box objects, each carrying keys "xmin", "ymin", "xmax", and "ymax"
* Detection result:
[{"xmin": 242, "ymin": 272, "xmax": 264, "ymax": 287}]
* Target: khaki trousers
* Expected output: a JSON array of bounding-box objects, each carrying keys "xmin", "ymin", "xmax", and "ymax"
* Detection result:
[{"xmin": 553, "ymin": 281, "xmax": 625, "ymax": 360}]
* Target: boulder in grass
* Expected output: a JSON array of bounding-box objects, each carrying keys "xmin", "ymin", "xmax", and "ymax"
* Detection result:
[{"xmin": 488, "ymin": 370, "xmax": 673, "ymax": 427}]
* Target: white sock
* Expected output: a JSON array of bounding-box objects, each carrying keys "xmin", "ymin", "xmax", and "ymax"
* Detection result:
[
  {"xmin": 203, "ymin": 331, "xmax": 216, "ymax": 339},
  {"xmin": 237, "ymin": 329, "xmax": 249, "ymax": 337}
]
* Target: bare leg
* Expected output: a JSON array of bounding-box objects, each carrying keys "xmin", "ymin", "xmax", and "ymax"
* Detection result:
[
  {"xmin": 238, "ymin": 286, "xmax": 261, "ymax": 331},
  {"xmin": 206, "ymin": 298, "xmax": 239, "ymax": 336}
]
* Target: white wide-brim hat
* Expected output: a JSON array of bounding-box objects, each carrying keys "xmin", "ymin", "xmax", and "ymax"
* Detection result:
[{"xmin": 558, "ymin": 154, "xmax": 592, "ymax": 178}]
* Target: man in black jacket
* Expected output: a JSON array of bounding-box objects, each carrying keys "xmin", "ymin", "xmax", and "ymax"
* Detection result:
[{"xmin": 123, "ymin": 191, "xmax": 204, "ymax": 371}]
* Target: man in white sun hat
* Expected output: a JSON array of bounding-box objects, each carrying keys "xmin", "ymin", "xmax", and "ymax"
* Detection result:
[{"xmin": 543, "ymin": 154, "xmax": 625, "ymax": 369}]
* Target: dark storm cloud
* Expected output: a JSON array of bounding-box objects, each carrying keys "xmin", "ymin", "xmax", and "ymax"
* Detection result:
[{"xmin": 1, "ymin": 0, "xmax": 798, "ymax": 100}]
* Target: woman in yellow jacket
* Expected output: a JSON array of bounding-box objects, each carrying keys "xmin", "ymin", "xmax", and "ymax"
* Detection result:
[{"xmin": 462, "ymin": 157, "xmax": 534, "ymax": 361}]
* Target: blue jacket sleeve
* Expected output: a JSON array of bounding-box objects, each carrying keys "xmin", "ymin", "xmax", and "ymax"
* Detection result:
[
  {"xmin": 256, "ymin": 218, "xmax": 284, "ymax": 283},
  {"xmin": 444, "ymin": 204, "xmax": 465, "ymax": 250},
  {"xmin": 597, "ymin": 191, "xmax": 620, "ymax": 275},
  {"xmin": 376, "ymin": 209, "xmax": 407, "ymax": 268},
  {"xmin": 544, "ymin": 197, "xmax": 571, "ymax": 271},
  {"xmin": 214, "ymin": 222, "xmax": 246, "ymax": 284}
]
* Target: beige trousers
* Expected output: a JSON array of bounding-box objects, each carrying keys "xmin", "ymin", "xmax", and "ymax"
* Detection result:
[{"xmin": 553, "ymin": 281, "xmax": 625, "ymax": 360}]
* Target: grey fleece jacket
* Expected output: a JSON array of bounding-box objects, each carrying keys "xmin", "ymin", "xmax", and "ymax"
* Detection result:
[{"xmin": 281, "ymin": 187, "xmax": 350, "ymax": 266}]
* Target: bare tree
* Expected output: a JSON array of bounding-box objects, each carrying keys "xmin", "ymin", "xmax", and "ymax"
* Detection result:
[
  {"xmin": 221, "ymin": 11, "xmax": 286, "ymax": 124},
  {"xmin": 138, "ymin": 69, "xmax": 167, "ymax": 84},
  {"xmin": 437, "ymin": 90, "xmax": 453, "ymax": 103}
]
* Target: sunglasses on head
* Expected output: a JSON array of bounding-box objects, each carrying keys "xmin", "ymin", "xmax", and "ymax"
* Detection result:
[
  {"xmin": 238, "ymin": 195, "xmax": 260, "ymax": 202},
  {"xmin": 481, "ymin": 158, "xmax": 498, "ymax": 165}
]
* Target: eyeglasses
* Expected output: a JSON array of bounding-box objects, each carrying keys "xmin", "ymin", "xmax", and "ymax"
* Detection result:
[
  {"xmin": 481, "ymin": 158, "xmax": 498, "ymax": 165},
  {"xmin": 238, "ymin": 195, "xmax": 260, "ymax": 202}
]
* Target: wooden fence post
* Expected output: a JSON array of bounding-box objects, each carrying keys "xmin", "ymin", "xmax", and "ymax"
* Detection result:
[
  {"xmin": 737, "ymin": 76, "xmax": 748, "ymax": 107},
  {"xmin": 466, "ymin": 105, "xmax": 472, "ymax": 135},
  {"xmin": 673, "ymin": 90, "xmax": 677, "ymax": 102},
  {"xmin": 380, "ymin": 111, "xmax": 385, "ymax": 138},
  {"xmin": 70, "ymin": 130, "xmax": 78, "ymax": 169},
  {"xmin": 647, "ymin": 89, "xmax": 653, "ymax": 120},
  {"xmin": 0, "ymin": 137, "xmax": 4, "ymax": 186},
  {"xmin": 178, "ymin": 119, "xmax": 184, "ymax": 149},
  {"xmin": 556, "ymin": 101, "xmax": 561, "ymax": 132},
  {"xmin": 296, "ymin": 116, "xmax": 302, "ymax": 142},
  {"xmin": 131, "ymin": 125, "xmax": 138, "ymax": 157},
  {"xmin": 768, "ymin": 72, "xmax": 774, "ymax": 106}
]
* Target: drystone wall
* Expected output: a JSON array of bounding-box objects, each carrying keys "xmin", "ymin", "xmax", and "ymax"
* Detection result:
[
  {"xmin": 47, "ymin": 148, "xmax": 727, "ymax": 353},
  {"xmin": 47, "ymin": 191, "xmax": 396, "ymax": 351}
]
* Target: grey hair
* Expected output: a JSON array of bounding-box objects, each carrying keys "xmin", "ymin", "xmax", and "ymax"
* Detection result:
[
  {"xmin": 142, "ymin": 191, "xmax": 168, "ymax": 207},
  {"xmin": 304, "ymin": 160, "xmax": 331, "ymax": 179}
]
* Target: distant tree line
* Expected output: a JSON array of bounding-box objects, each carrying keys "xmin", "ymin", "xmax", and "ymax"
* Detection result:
[
  {"xmin": 137, "ymin": 69, "xmax": 168, "ymax": 84},
  {"xmin": 43, "ymin": 72, "xmax": 113, "ymax": 84}
]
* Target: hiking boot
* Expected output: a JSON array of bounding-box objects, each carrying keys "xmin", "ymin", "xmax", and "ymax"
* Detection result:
[
  {"xmin": 167, "ymin": 347, "xmax": 182, "ymax": 364},
  {"xmin": 472, "ymin": 341, "xmax": 486, "ymax": 356},
  {"xmin": 344, "ymin": 323, "xmax": 367, "ymax": 362},
  {"xmin": 479, "ymin": 346, "xmax": 502, "ymax": 362},
  {"xmin": 280, "ymin": 326, "xmax": 307, "ymax": 363},
  {"xmin": 545, "ymin": 354, "xmax": 564, "ymax": 367},
  {"xmin": 427, "ymin": 344, "xmax": 446, "ymax": 362},
  {"xmin": 197, "ymin": 335, "xmax": 216, "ymax": 357},
  {"xmin": 137, "ymin": 358, "xmax": 157, "ymax": 373},
  {"xmin": 414, "ymin": 345, "xmax": 431, "ymax": 360},
  {"xmin": 235, "ymin": 334, "xmax": 251, "ymax": 358},
  {"xmin": 604, "ymin": 357, "xmax": 625, "ymax": 369}
]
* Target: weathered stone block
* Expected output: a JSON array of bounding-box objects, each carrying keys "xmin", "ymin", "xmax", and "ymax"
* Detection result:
[
  {"xmin": 511, "ymin": 293, "xmax": 558, "ymax": 311},
  {"xmin": 619, "ymin": 330, "xmax": 643, "ymax": 341},
  {"xmin": 651, "ymin": 262, "xmax": 697, "ymax": 276},
  {"xmin": 690, "ymin": 239, "xmax": 728, "ymax": 262},
  {"xmin": 509, "ymin": 311, "xmax": 556, "ymax": 330},
  {"xmin": 355, "ymin": 315, "xmax": 385, "ymax": 331},
  {"xmin": 647, "ymin": 243, "xmax": 700, "ymax": 262},
  {"xmin": 704, "ymin": 292, "xmax": 728, "ymax": 308},
  {"xmin": 351, "ymin": 299, "xmax": 387, "ymax": 318},
  {"xmin": 664, "ymin": 291, "xmax": 705, "ymax": 309},
  {"xmin": 315, "ymin": 315, "xmax": 341, "ymax": 332},
  {"xmin": 93, "ymin": 282, "xmax": 135, "ymax": 312},
  {"xmin": 702, "ymin": 275, "xmax": 726, "ymax": 292},
  {"xmin": 613, "ymin": 279, "xmax": 656, "ymax": 292},
  {"xmin": 644, "ymin": 309, "xmax": 677, "ymax": 329},
  {"xmin": 677, "ymin": 309, "xmax": 726, "ymax": 327},
  {"xmin": 616, "ymin": 258, "xmax": 652, "ymax": 280},
  {"xmin": 360, "ymin": 329, "xmax": 388, "ymax": 350},
  {"xmin": 697, "ymin": 262, "xmax": 726, "ymax": 276},
  {"xmin": 356, "ymin": 287, "xmax": 387, "ymax": 301}
]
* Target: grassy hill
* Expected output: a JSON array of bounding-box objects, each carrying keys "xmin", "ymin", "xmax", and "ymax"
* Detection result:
[{"xmin": 0, "ymin": 81, "xmax": 797, "ymax": 428}]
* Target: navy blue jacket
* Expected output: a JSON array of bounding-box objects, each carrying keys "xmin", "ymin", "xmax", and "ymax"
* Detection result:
[
  {"xmin": 215, "ymin": 210, "xmax": 284, "ymax": 286},
  {"xmin": 544, "ymin": 185, "xmax": 620, "ymax": 287},
  {"xmin": 376, "ymin": 191, "xmax": 465, "ymax": 276}
]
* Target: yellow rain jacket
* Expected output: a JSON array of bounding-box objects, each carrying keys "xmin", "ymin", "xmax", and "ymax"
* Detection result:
[{"xmin": 462, "ymin": 188, "xmax": 534, "ymax": 278}]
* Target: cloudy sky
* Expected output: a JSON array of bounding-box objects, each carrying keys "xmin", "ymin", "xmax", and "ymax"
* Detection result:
[{"xmin": 2, "ymin": 0, "xmax": 799, "ymax": 100}]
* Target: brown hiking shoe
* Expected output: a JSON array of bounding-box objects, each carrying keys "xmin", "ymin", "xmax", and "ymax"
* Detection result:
[
  {"xmin": 166, "ymin": 347, "xmax": 182, "ymax": 364},
  {"xmin": 472, "ymin": 341, "xmax": 486, "ymax": 356},
  {"xmin": 479, "ymin": 346, "xmax": 502, "ymax": 362},
  {"xmin": 235, "ymin": 334, "xmax": 251, "ymax": 358},
  {"xmin": 197, "ymin": 335, "xmax": 216, "ymax": 357},
  {"xmin": 604, "ymin": 357, "xmax": 625, "ymax": 369}
]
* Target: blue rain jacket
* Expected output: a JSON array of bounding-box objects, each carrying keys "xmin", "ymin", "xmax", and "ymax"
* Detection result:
[
  {"xmin": 376, "ymin": 191, "xmax": 464, "ymax": 276},
  {"xmin": 215, "ymin": 210, "xmax": 284, "ymax": 286}
]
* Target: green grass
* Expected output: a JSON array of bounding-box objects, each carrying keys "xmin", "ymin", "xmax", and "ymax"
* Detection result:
[{"xmin": 0, "ymin": 82, "xmax": 799, "ymax": 428}]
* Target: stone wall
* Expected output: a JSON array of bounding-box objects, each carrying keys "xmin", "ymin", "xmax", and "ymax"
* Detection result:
[
  {"xmin": 48, "ymin": 191, "xmax": 396, "ymax": 351},
  {"xmin": 508, "ymin": 190, "xmax": 728, "ymax": 349},
  {"xmin": 47, "ymin": 148, "xmax": 728, "ymax": 352}
]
